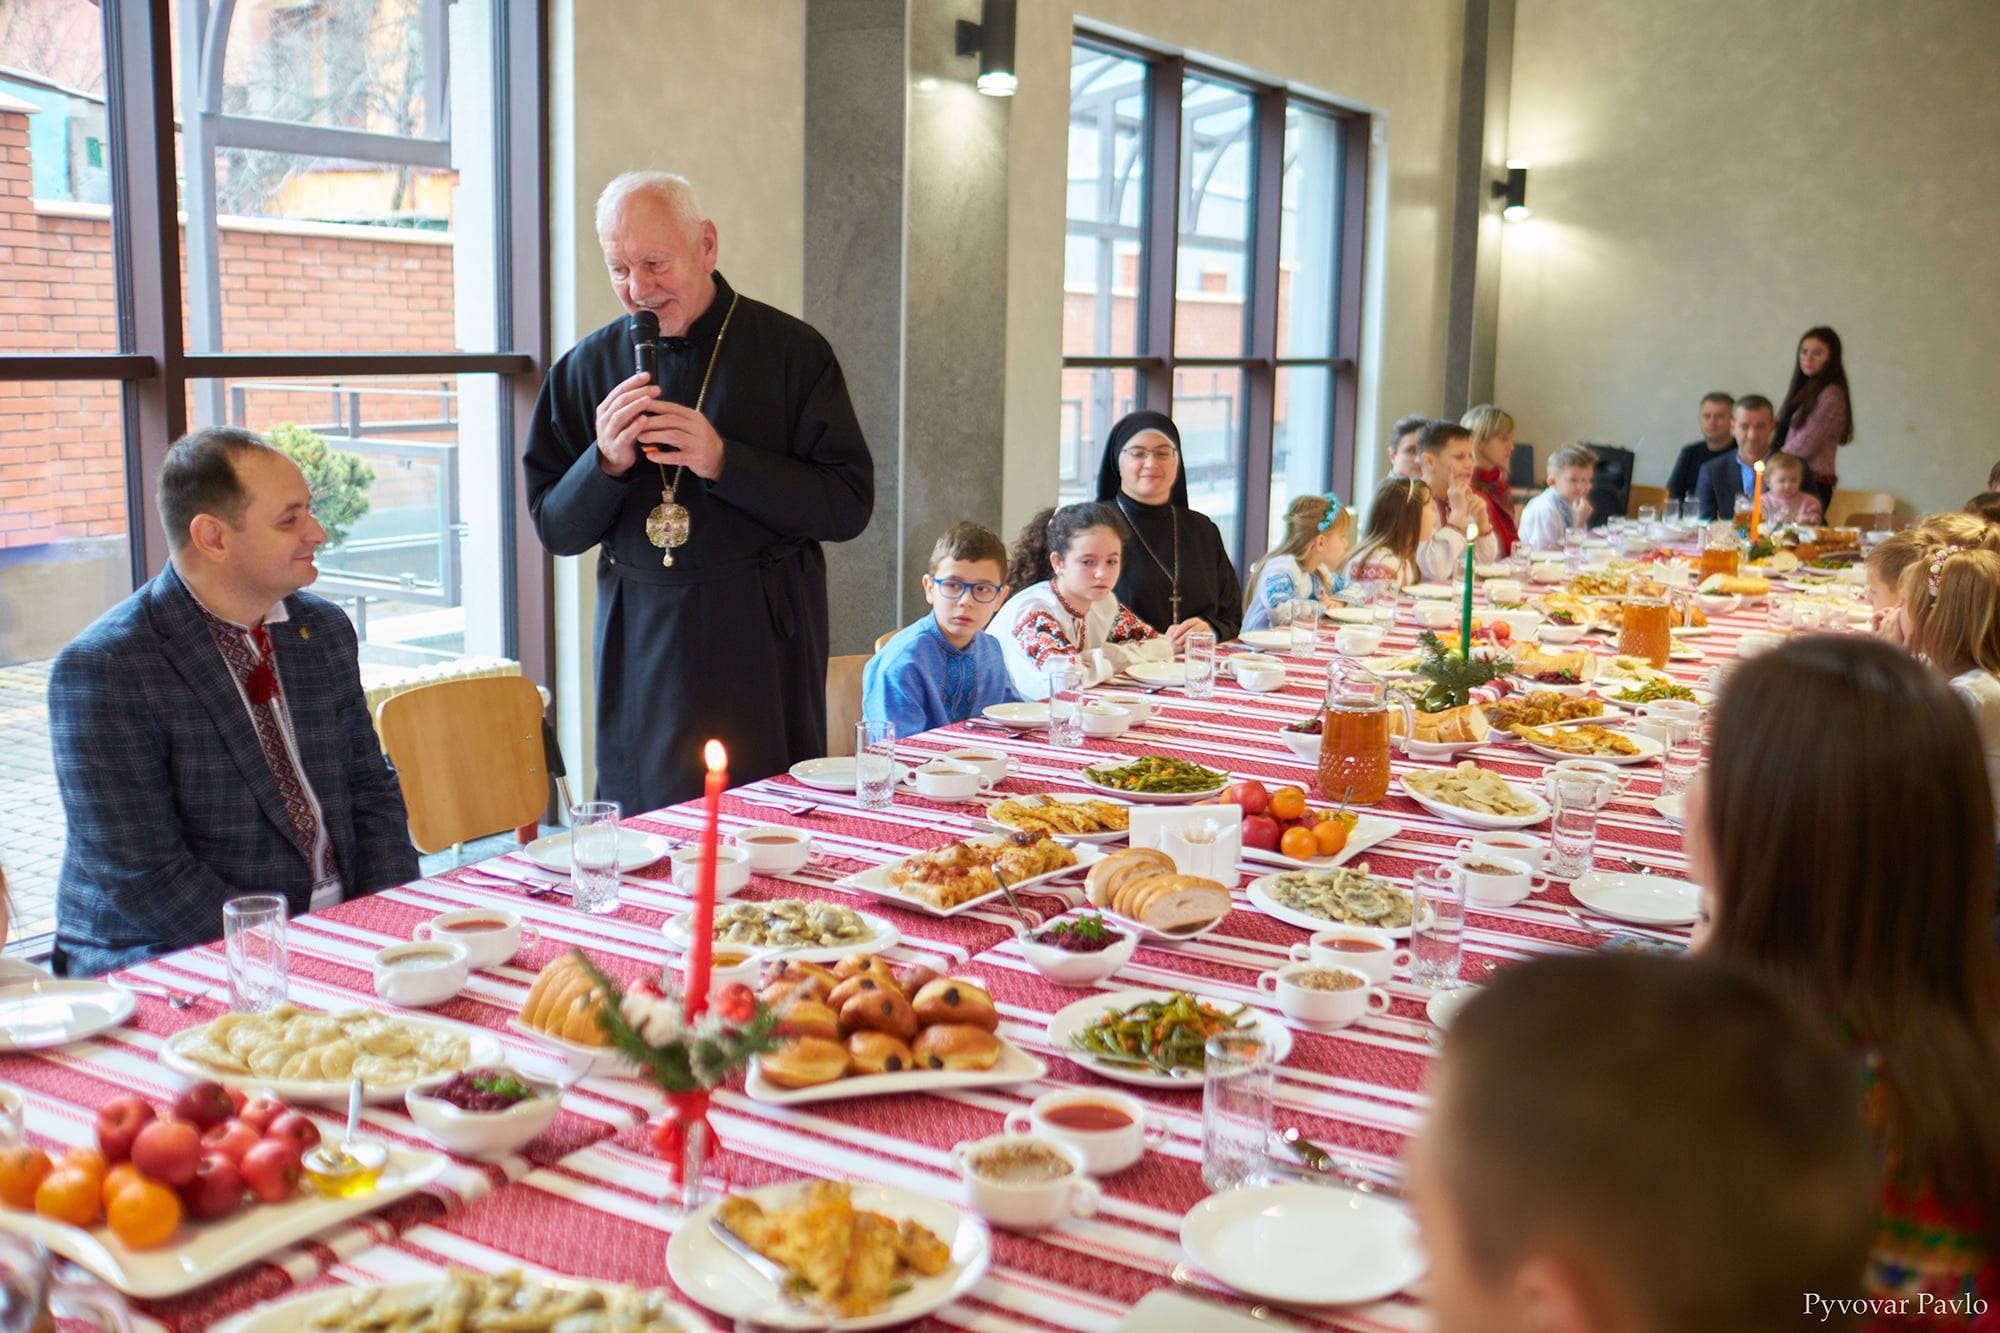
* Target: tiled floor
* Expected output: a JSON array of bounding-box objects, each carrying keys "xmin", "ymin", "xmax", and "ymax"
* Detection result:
[{"xmin": 0, "ymin": 656, "xmax": 540, "ymax": 954}]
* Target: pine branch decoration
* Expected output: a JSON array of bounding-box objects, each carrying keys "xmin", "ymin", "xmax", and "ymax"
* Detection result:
[{"xmin": 1413, "ymin": 630, "xmax": 1512, "ymax": 711}]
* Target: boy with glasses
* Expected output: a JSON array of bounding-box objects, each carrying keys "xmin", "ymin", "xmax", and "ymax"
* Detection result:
[{"xmin": 863, "ymin": 521, "xmax": 1020, "ymax": 737}]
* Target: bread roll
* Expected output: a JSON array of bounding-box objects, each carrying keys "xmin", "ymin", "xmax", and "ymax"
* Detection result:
[
  {"xmin": 911, "ymin": 1023, "xmax": 1000, "ymax": 1071},
  {"xmin": 773, "ymin": 997, "xmax": 838, "ymax": 1042},
  {"xmin": 846, "ymin": 1031, "xmax": 914, "ymax": 1075},
  {"xmin": 1084, "ymin": 848, "xmax": 1175, "ymax": 908},
  {"xmin": 518, "ymin": 955, "xmax": 611, "ymax": 1047},
  {"xmin": 839, "ymin": 987, "xmax": 918, "ymax": 1041},
  {"xmin": 833, "ymin": 954, "xmax": 896, "ymax": 987},
  {"xmin": 897, "ymin": 964, "xmax": 943, "ymax": 996},
  {"xmin": 1119, "ymin": 875, "xmax": 1230, "ymax": 934},
  {"xmin": 826, "ymin": 973, "xmax": 895, "ymax": 1011},
  {"xmin": 759, "ymin": 1036, "xmax": 849, "ymax": 1088},
  {"xmin": 762, "ymin": 959, "xmax": 836, "ymax": 1000},
  {"xmin": 910, "ymin": 978, "xmax": 997, "ymax": 1032},
  {"xmin": 1393, "ymin": 702, "xmax": 1491, "ymax": 745}
]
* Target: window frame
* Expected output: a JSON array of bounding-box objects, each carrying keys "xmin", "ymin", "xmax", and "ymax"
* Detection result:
[
  {"xmin": 0, "ymin": 0, "xmax": 551, "ymax": 685},
  {"xmin": 1063, "ymin": 32, "xmax": 1369, "ymax": 561}
]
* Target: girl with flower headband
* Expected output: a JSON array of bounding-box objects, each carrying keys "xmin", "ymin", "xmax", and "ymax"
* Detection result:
[
  {"xmin": 1241, "ymin": 493, "xmax": 1354, "ymax": 632},
  {"xmin": 1897, "ymin": 539, "xmax": 2000, "ymax": 818}
]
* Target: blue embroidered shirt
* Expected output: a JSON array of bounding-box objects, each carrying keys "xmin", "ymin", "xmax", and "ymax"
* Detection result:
[
  {"xmin": 863, "ymin": 616, "xmax": 1020, "ymax": 737},
  {"xmin": 1241, "ymin": 554, "xmax": 1348, "ymax": 633}
]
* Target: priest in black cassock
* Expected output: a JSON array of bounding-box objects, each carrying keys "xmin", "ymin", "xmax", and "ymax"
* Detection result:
[
  {"xmin": 1094, "ymin": 411, "xmax": 1243, "ymax": 644},
  {"xmin": 524, "ymin": 172, "xmax": 874, "ymax": 812}
]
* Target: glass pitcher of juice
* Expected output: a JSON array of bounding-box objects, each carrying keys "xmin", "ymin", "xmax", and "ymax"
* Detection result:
[
  {"xmin": 1618, "ymin": 594, "xmax": 1674, "ymax": 667},
  {"xmin": 1316, "ymin": 663, "xmax": 1416, "ymax": 805},
  {"xmin": 1699, "ymin": 526, "xmax": 1742, "ymax": 581}
]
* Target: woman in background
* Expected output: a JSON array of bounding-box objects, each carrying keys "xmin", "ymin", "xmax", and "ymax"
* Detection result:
[
  {"xmin": 1775, "ymin": 325, "xmax": 1854, "ymax": 514},
  {"xmin": 1093, "ymin": 411, "xmax": 1242, "ymax": 644},
  {"xmin": 1461, "ymin": 403, "xmax": 1521, "ymax": 554}
]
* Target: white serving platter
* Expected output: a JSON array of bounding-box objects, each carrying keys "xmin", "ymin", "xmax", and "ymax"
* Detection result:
[
  {"xmin": 836, "ymin": 841, "xmax": 1103, "ymax": 918},
  {"xmin": 1570, "ymin": 871, "xmax": 1701, "ymax": 926},
  {"xmin": 160, "ymin": 1018, "xmax": 502, "ymax": 1107},
  {"xmin": 215, "ymin": 1272, "xmax": 702, "ymax": 1332},
  {"xmin": 742, "ymin": 1036, "xmax": 1045, "ymax": 1105},
  {"xmin": 1047, "ymin": 988, "xmax": 1292, "ymax": 1089},
  {"xmin": 1245, "ymin": 871, "xmax": 1427, "ymax": 940},
  {"xmin": 979, "ymin": 792, "xmax": 1133, "ymax": 845},
  {"xmin": 1239, "ymin": 813, "xmax": 1400, "ymax": 872},
  {"xmin": 522, "ymin": 827, "xmax": 674, "ymax": 873},
  {"xmin": 1399, "ymin": 775, "xmax": 1550, "ymax": 830},
  {"xmin": 661, "ymin": 906, "xmax": 901, "ymax": 965},
  {"xmin": 1179, "ymin": 1182, "xmax": 1425, "ymax": 1307}
]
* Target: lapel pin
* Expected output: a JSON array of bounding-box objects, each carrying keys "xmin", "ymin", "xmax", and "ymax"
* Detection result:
[{"xmin": 299, "ymin": 627, "xmax": 311, "ymax": 641}]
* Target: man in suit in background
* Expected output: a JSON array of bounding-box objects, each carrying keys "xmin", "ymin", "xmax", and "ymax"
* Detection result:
[
  {"xmin": 1665, "ymin": 391, "xmax": 1735, "ymax": 507},
  {"xmin": 1694, "ymin": 395, "xmax": 1777, "ymax": 522},
  {"xmin": 48, "ymin": 427, "xmax": 417, "ymax": 976}
]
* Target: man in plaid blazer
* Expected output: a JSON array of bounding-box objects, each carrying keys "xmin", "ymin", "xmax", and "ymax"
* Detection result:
[{"xmin": 49, "ymin": 428, "xmax": 418, "ymax": 977}]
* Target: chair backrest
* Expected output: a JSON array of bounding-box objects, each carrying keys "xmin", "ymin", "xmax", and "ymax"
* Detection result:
[
  {"xmin": 377, "ymin": 676, "xmax": 547, "ymax": 853},
  {"xmin": 1826, "ymin": 490, "xmax": 1897, "ymax": 528},
  {"xmin": 825, "ymin": 654, "xmax": 871, "ymax": 757},
  {"xmin": 1627, "ymin": 484, "xmax": 1668, "ymax": 516},
  {"xmin": 1580, "ymin": 444, "xmax": 1634, "ymax": 530},
  {"xmin": 873, "ymin": 629, "xmax": 898, "ymax": 653}
]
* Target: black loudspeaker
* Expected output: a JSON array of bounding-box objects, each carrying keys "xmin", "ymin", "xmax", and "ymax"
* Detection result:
[
  {"xmin": 1582, "ymin": 444, "xmax": 1633, "ymax": 530},
  {"xmin": 1508, "ymin": 442, "xmax": 1537, "ymax": 490}
]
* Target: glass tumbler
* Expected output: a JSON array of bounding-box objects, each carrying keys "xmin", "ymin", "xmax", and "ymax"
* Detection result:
[
  {"xmin": 1549, "ymin": 775, "xmax": 1605, "ymax": 878},
  {"xmin": 222, "ymin": 894, "xmax": 289, "ymax": 1013},
  {"xmin": 1662, "ymin": 734, "xmax": 1703, "ymax": 797},
  {"xmin": 1409, "ymin": 865, "xmax": 1466, "ymax": 989},
  {"xmin": 1289, "ymin": 599, "xmax": 1321, "ymax": 656},
  {"xmin": 1183, "ymin": 630, "xmax": 1217, "ymax": 699},
  {"xmin": 1201, "ymin": 1032, "xmax": 1274, "ymax": 1192},
  {"xmin": 568, "ymin": 799, "xmax": 624, "ymax": 915},
  {"xmin": 855, "ymin": 720, "xmax": 896, "ymax": 809},
  {"xmin": 1046, "ymin": 659, "xmax": 1083, "ymax": 746}
]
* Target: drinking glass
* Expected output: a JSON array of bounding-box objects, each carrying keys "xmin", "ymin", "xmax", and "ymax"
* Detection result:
[
  {"xmin": 1508, "ymin": 540, "xmax": 1533, "ymax": 578},
  {"xmin": 0, "ymin": 1234, "xmax": 133, "ymax": 1333},
  {"xmin": 1201, "ymin": 1032, "xmax": 1273, "ymax": 1192},
  {"xmin": 855, "ymin": 720, "xmax": 896, "ymax": 809},
  {"xmin": 1549, "ymin": 775, "xmax": 1605, "ymax": 878},
  {"xmin": 1562, "ymin": 529, "xmax": 1586, "ymax": 567},
  {"xmin": 222, "ymin": 894, "xmax": 288, "ymax": 1013},
  {"xmin": 568, "ymin": 799, "xmax": 623, "ymax": 915},
  {"xmin": 1637, "ymin": 505, "xmax": 1659, "ymax": 526},
  {"xmin": 1288, "ymin": 599, "xmax": 1321, "ymax": 656},
  {"xmin": 1183, "ymin": 630, "xmax": 1217, "ymax": 699},
  {"xmin": 1662, "ymin": 734, "xmax": 1703, "ymax": 797},
  {"xmin": 1046, "ymin": 659, "xmax": 1083, "ymax": 746},
  {"xmin": 1409, "ymin": 865, "xmax": 1466, "ymax": 989}
]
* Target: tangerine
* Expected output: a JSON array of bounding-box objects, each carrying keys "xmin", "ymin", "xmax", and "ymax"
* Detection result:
[
  {"xmin": 106, "ymin": 1177, "xmax": 181, "ymax": 1250},
  {"xmin": 1268, "ymin": 786, "xmax": 1308, "ymax": 822},
  {"xmin": 101, "ymin": 1163, "xmax": 146, "ymax": 1210},
  {"xmin": 33, "ymin": 1168, "xmax": 100, "ymax": 1227},
  {"xmin": 1279, "ymin": 826, "xmax": 1319, "ymax": 861},
  {"xmin": 59, "ymin": 1147, "xmax": 108, "ymax": 1188},
  {"xmin": 0, "ymin": 1145, "xmax": 53, "ymax": 1210},
  {"xmin": 1312, "ymin": 818, "xmax": 1352, "ymax": 857}
]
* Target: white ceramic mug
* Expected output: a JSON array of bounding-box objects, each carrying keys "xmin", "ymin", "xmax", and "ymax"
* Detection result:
[
  {"xmin": 670, "ymin": 845, "xmax": 752, "ymax": 897},
  {"xmin": 1257, "ymin": 963, "xmax": 1389, "ymax": 1028},
  {"xmin": 1233, "ymin": 659, "xmax": 1286, "ymax": 692},
  {"xmin": 730, "ymin": 825, "xmax": 819, "ymax": 874},
  {"xmin": 1457, "ymin": 831, "xmax": 1548, "ymax": 874},
  {"xmin": 1484, "ymin": 578, "xmax": 1524, "ymax": 605},
  {"xmin": 896, "ymin": 760, "xmax": 996, "ymax": 802},
  {"xmin": 951, "ymin": 1133, "xmax": 1100, "ymax": 1231},
  {"xmin": 373, "ymin": 939, "xmax": 471, "ymax": 1008},
  {"xmin": 1289, "ymin": 927, "xmax": 1411, "ymax": 986},
  {"xmin": 1544, "ymin": 760, "xmax": 1627, "ymax": 805},
  {"xmin": 1334, "ymin": 625, "xmax": 1385, "ymax": 657},
  {"xmin": 1632, "ymin": 718, "xmax": 1676, "ymax": 751},
  {"xmin": 416, "ymin": 908, "xmax": 537, "ymax": 968},
  {"xmin": 1098, "ymin": 691, "xmax": 1152, "ymax": 724},
  {"xmin": 1080, "ymin": 702, "xmax": 1133, "ymax": 736},
  {"xmin": 1639, "ymin": 700, "xmax": 1701, "ymax": 743},
  {"xmin": 690, "ymin": 946, "xmax": 765, "ymax": 993},
  {"xmin": 1228, "ymin": 653, "xmax": 1283, "ymax": 677},
  {"xmin": 1737, "ymin": 630, "xmax": 1784, "ymax": 658},
  {"xmin": 943, "ymin": 748, "xmax": 1012, "ymax": 785},
  {"xmin": 1003, "ymin": 1090, "xmax": 1167, "ymax": 1175},
  {"xmin": 1450, "ymin": 851, "xmax": 1547, "ymax": 907}
]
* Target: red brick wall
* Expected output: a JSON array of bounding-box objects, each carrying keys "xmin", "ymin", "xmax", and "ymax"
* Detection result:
[{"xmin": 0, "ymin": 104, "xmax": 457, "ymax": 549}]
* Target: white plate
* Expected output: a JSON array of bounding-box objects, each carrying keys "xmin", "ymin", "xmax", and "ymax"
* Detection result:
[
  {"xmin": 1406, "ymin": 582, "xmax": 1458, "ymax": 600},
  {"xmin": 216, "ymin": 1273, "xmax": 701, "ymax": 1333},
  {"xmin": 980, "ymin": 792, "xmax": 1133, "ymax": 845},
  {"xmin": 661, "ymin": 907, "xmax": 900, "ymax": 964},
  {"xmin": 1570, "ymin": 871, "xmax": 1702, "ymax": 926},
  {"xmin": 744, "ymin": 1037, "xmax": 1046, "ymax": 1104},
  {"xmin": 1474, "ymin": 562, "xmax": 1512, "ymax": 579},
  {"xmin": 0, "ymin": 980, "xmax": 135, "ymax": 1052},
  {"xmin": 523, "ymin": 827, "xmax": 673, "ymax": 873},
  {"xmin": 1427, "ymin": 986, "xmax": 1477, "ymax": 1028},
  {"xmin": 3, "ymin": 1146, "xmax": 447, "ymax": 1299},
  {"xmin": 789, "ymin": 756, "xmax": 858, "ymax": 791},
  {"xmin": 1672, "ymin": 624, "xmax": 1713, "ymax": 638},
  {"xmin": 1238, "ymin": 629, "xmax": 1292, "ymax": 650},
  {"xmin": 160, "ymin": 1020, "xmax": 502, "ymax": 1107},
  {"xmin": 1179, "ymin": 1182, "xmax": 1425, "ymax": 1307},
  {"xmin": 838, "ymin": 842, "xmax": 1104, "ymax": 918},
  {"xmin": 505, "ymin": 1018, "xmax": 637, "ymax": 1076},
  {"xmin": 1652, "ymin": 792, "xmax": 1685, "ymax": 824},
  {"xmin": 1123, "ymin": 660, "xmax": 1187, "ymax": 687},
  {"xmin": 1098, "ymin": 904, "xmax": 1234, "ymax": 944},
  {"xmin": 1668, "ymin": 641, "xmax": 1702, "ymax": 660},
  {"xmin": 1078, "ymin": 763, "xmax": 1231, "ymax": 806},
  {"xmin": 1047, "ymin": 989, "xmax": 1292, "ymax": 1088},
  {"xmin": 1521, "ymin": 731, "xmax": 1664, "ymax": 766},
  {"xmin": 1240, "ymin": 813, "xmax": 1401, "ymax": 872},
  {"xmin": 983, "ymin": 701, "xmax": 1049, "ymax": 728},
  {"xmin": 1400, "ymin": 776, "xmax": 1550, "ymax": 830},
  {"xmin": 1324, "ymin": 605, "xmax": 1379, "ymax": 625},
  {"xmin": 1596, "ymin": 660, "xmax": 1671, "ymax": 687},
  {"xmin": 1245, "ymin": 872, "xmax": 1427, "ymax": 940},
  {"xmin": 1505, "ymin": 676, "xmax": 1598, "ymax": 697},
  {"xmin": 1395, "ymin": 735, "xmax": 1486, "ymax": 760},
  {"xmin": 667, "ymin": 1180, "xmax": 991, "ymax": 1331}
]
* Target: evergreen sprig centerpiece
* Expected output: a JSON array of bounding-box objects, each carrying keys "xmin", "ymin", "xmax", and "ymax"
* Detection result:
[
  {"xmin": 573, "ymin": 951, "xmax": 780, "ymax": 1093},
  {"xmin": 1413, "ymin": 630, "xmax": 1512, "ymax": 713}
]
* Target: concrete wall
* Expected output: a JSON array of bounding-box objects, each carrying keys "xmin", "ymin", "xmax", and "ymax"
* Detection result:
[
  {"xmin": 1497, "ymin": 0, "xmax": 2000, "ymax": 515},
  {"xmin": 1000, "ymin": 0, "xmax": 1470, "ymax": 532}
]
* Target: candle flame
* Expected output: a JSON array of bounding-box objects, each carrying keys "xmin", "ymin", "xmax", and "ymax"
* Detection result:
[
  {"xmin": 704, "ymin": 740, "xmax": 727, "ymax": 771},
  {"xmin": 1468, "ymin": 523, "xmax": 1478, "ymax": 540},
  {"xmin": 1754, "ymin": 460, "xmax": 1765, "ymax": 474}
]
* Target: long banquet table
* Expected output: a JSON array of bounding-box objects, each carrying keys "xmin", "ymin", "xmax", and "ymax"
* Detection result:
[{"xmin": 0, "ymin": 583, "xmax": 1772, "ymax": 1331}]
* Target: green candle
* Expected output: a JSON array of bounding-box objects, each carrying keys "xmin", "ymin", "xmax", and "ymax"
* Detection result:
[{"xmin": 1462, "ymin": 523, "xmax": 1478, "ymax": 659}]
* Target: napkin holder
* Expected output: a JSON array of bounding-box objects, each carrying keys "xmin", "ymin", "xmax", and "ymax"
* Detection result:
[{"xmin": 1130, "ymin": 805, "xmax": 1243, "ymax": 879}]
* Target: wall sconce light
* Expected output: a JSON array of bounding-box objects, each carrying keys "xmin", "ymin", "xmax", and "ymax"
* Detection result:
[
  {"xmin": 1494, "ymin": 160, "xmax": 1530, "ymax": 220},
  {"xmin": 955, "ymin": 0, "xmax": 1017, "ymax": 97}
]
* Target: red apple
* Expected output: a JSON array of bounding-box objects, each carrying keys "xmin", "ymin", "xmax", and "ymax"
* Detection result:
[
  {"xmin": 225, "ymin": 1087, "xmax": 248, "ymax": 1116},
  {"xmin": 264, "ymin": 1111, "xmax": 321, "ymax": 1154},
  {"xmin": 200, "ymin": 1119, "xmax": 259, "ymax": 1165},
  {"xmin": 178, "ymin": 1152, "xmax": 245, "ymax": 1222},
  {"xmin": 130, "ymin": 1119, "xmax": 201, "ymax": 1188},
  {"xmin": 1222, "ymin": 780, "xmax": 1270, "ymax": 817},
  {"xmin": 171, "ymin": 1080, "xmax": 235, "ymax": 1132},
  {"xmin": 96, "ymin": 1096, "xmax": 158, "ymax": 1164},
  {"xmin": 240, "ymin": 1139, "xmax": 301, "ymax": 1204},
  {"xmin": 237, "ymin": 1097, "xmax": 286, "ymax": 1135},
  {"xmin": 1242, "ymin": 814, "xmax": 1281, "ymax": 851}
]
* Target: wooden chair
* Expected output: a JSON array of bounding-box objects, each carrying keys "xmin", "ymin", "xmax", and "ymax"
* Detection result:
[
  {"xmin": 873, "ymin": 629, "xmax": 897, "ymax": 653},
  {"xmin": 1627, "ymin": 484, "xmax": 1668, "ymax": 516},
  {"xmin": 825, "ymin": 654, "xmax": 871, "ymax": 757},
  {"xmin": 1826, "ymin": 490, "xmax": 1897, "ymax": 528},
  {"xmin": 377, "ymin": 676, "xmax": 548, "ymax": 854}
]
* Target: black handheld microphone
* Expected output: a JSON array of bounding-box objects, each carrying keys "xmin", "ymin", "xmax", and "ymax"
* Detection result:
[{"xmin": 629, "ymin": 309, "xmax": 659, "ymax": 381}]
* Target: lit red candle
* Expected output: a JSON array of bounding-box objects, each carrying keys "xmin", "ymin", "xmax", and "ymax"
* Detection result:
[
  {"xmin": 1750, "ymin": 460, "xmax": 1765, "ymax": 542},
  {"xmin": 686, "ymin": 739, "xmax": 727, "ymax": 1019}
]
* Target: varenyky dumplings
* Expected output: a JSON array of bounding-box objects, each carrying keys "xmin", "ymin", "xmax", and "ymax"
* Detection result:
[{"xmin": 174, "ymin": 1005, "xmax": 474, "ymax": 1086}]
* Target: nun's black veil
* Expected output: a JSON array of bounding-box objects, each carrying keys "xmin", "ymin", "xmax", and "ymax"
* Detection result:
[{"xmin": 1093, "ymin": 410, "xmax": 1191, "ymax": 509}]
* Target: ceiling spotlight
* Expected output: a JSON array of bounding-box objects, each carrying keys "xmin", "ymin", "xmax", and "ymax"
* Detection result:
[
  {"xmin": 955, "ymin": 0, "xmax": 1017, "ymax": 98},
  {"xmin": 1493, "ymin": 162, "xmax": 1530, "ymax": 220}
]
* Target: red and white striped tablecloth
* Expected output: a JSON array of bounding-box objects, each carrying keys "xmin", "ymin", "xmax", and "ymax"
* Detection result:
[{"xmin": 0, "ymin": 583, "xmax": 1784, "ymax": 1331}]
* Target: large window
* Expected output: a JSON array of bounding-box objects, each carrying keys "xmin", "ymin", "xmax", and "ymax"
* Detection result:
[
  {"xmin": 0, "ymin": 1, "xmax": 546, "ymax": 950},
  {"xmin": 1062, "ymin": 37, "xmax": 1366, "ymax": 564}
]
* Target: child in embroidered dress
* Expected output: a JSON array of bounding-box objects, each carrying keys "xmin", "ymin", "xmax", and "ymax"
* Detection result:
[
  {"xmin": 863, "ymin": 521, "xmax": 1020, "ymax": 737},
  {"xmin": 1759, "ymin": 451, "xmax": 1823, "ymax": 526},
  {"xmin": 1898, "ymin": 541, "xmax": 2000, "ymax": 819},
  {"xmin": 988, "ymin": 503, "xmax": 1170, "ymax": 699},
  {"xmin": 1340, "ymin": 477, "xmax": 1438, "ymax": 590},
  {"xmin": 1242, "ymin": 494, "xmax": 1353, "ymax": 632}
]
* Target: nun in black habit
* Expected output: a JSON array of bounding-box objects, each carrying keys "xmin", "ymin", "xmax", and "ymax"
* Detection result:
[{"xmin": 1093, "ymin": 411, "xmax": 1243, "ymax": 643}]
